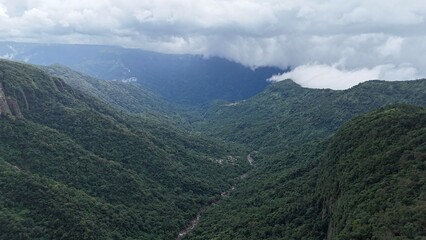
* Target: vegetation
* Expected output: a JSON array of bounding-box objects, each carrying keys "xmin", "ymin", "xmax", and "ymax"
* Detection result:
[
  {"xmin": 41, "ymin": 65, "xmax": 173, "ymax": 115},
  {"xmin": 187, "ymin": 141, "xmax": 328, "ymax": 239},
  {"xmin": 319, "ymin": 105, "xmax": 426, "ymax": 239},
  {"xmin": 196, "ymin": 79, "xmax": 426, "ymax": 152},
  {"xmin": 0, "ymin": 58, "xmax": 425, "ymax": 239},
  {"xmin": 184, "ymin": 79, "xmax": 426, "ymax": 239},
  {"xmin": 0, "ymin": 59, "xmax": 248, "ymax": 239},
  {"xmin": 187, "ymin": 105, "xmax": 426, "ymax": 240}
]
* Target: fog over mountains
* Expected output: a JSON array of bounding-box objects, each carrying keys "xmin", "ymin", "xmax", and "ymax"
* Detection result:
[
  {"xmin": 1, "ymin": 0, "xmax": 426, "ymax": 88},
  {"xmin": 0, "ymin": 41, "xmax": 283, "ymax": 104}
]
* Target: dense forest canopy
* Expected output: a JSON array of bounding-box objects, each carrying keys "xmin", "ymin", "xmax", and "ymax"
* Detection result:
[{"xmin": 0, "ymin": 58, "xmax": 425, "ymax": 239}]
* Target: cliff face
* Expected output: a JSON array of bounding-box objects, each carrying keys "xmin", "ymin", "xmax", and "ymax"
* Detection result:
[
  {"xmin": 0, "ymin": 82, "xmax": 22, "ymax": 119},
  {"xmin": 0, "ymin": 83, "xmax": 13, "ymax": 116},
  {"xmin": 6, "ymin": 96, "xmax": 23, "ymax": 118}
]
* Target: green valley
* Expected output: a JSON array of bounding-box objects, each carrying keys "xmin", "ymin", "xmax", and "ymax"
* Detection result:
[
  {"xmin": 187, "ymin": 105, "xmax": 426, "ymax": 239},
  {"xmin": 0, "ymin": 58, "xmax": 425, "ymax": 239},
  {"xmin": 0, "ymin": 59, "xmax": 248, "ymax": 239}
]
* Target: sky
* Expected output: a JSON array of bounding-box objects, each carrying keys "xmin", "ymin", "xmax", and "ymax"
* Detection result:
[{"xmin": 0, "ymin": 0, "xmax": 425, "ymax": 89}]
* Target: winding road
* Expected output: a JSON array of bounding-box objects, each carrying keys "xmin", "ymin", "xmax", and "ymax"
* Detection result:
[{"xmin": 176, "ymin": 152, "xmax": 256, "ymax": 240}]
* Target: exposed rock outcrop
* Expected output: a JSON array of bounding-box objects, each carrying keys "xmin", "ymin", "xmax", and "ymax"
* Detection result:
[
  {"xmin": 0, "ymin": 82, "xmax": 23, "ymax": 119},
  {"xmin": 53, "ymin": 78, "xmax": 65, "ymax": 92},
  {"xmin": 6, "ymin": 96, "xmax": 23, "ymax": 118},
  {"xmin": 0, "ymin": 82, "xmax": 13, "ymax": 116}
]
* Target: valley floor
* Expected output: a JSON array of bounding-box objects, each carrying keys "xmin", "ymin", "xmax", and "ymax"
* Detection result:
[{"xmin": 177, "ymin": 151, "xmax": 256, "ymax": 239}]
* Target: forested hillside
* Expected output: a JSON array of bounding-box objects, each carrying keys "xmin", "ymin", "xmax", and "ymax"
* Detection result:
[
  {"xmin": 197, "ymin": 79, "xmax": 426, "ymax": 152},
  {"xmin": 0, "ymin": 59, "xmax": 248, "ymax": 239},
  {"xmin": 183, "ymin": 79, "xmax": 426, "ymax": 239},
  {"xmin": 0, "ymin": 59, "xmax": 425, "ymax": 239},
  {"xmin": 41, "ymin": 64, "xmax": 172, "ymax": 115},
  {"xmin": 40, "ymin": 64, "xmax": 194, "ymax": 128},
  {"xmin": 187, "ymin": 105, "xmax": 426, "ymax": 239},
  {"xmin": 319, "ymin": 105, "xmax": 425, "ymax": 239}
]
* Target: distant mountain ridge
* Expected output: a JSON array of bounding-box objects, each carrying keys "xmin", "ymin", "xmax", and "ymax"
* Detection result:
[
  {"xmin": 0, "ymin": 41, "xmax": 284, "ymax": 104},
  {"xmin": 197, "ymin": 78, "xmax": 426, "ymax": 152},
  {"xmin": 41, "ymin": 65, "xmax": 172, "ymax": 114}
]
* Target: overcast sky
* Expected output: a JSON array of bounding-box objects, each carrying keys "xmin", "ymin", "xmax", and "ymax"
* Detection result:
[{"xmin": 1, "ymin": 0, "xmax": 425, "ymax": 89}]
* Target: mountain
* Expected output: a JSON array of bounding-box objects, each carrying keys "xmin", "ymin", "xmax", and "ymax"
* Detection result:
[
  {"xmin": 0, "ymin": 41, "xmax": 284, "ymax": 104},
  {"xmin": 182, "ymin": 79, "xmax": 426, "ymax": 239},
  {"xmin": 0, "ymin": 59, "xmax": 249, "ymax": 239},
  {"xmin": 41, "ymin": 64, "xmax": 210, "ymax": 134},
  {"xmin": 41, "ymin": 64, "xmax": 170, "ymax": 115},
  {"xmin": 1, "ymin": 57, "xmax": 425, "ymax": 239},
  {"xmin": 187, "ymin": 105, "xmax": 426, "ymax": 239},
  {"xmin": 319, "ymin": 105, "xmax": 426, "ymax": 239},
  {"xmin": 196, "ymin": 79, "xmax": 426, "ymax": 153}
]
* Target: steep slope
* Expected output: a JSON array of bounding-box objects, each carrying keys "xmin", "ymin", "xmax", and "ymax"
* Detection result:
[
  {"xmin": 0, "ymin": 120, "xmax": 172, "ymax": 239},
  {"xmin": 0, "ymin": 41, "xmax": 284, "ymax": 104},
  {"xmin": 187, "ymin": 105, "xmax": 426, "ymax": 240},
  {"xmin": 319, "ymin": 105, "xmax": 426, "ymax": 239},
  {"xmin": 40, "ymin": 64, "xmax": 191, "ymax": 127},
  {"xmin": 41, "ymin": 64, "xmax": 170, "ymax": 113},
  {"xmin": 0, "ymin": 59, "xmax": 248, "ymax": 239}
]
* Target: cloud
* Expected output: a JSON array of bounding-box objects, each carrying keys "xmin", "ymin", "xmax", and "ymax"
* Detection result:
[
  {"xmin": 0, "ymin": 0, "xmax": 426, "ymax": 88},
  {"xmin": 376, "ymin": 37, "xmax": 404, "ymax": 57},
  {"xmin": 269, "ymin": 63, "xmax": 420, "ymax": 89}
]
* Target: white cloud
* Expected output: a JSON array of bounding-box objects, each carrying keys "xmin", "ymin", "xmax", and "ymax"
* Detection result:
[
  {"xmin": 0, "ymin": 0, "xmax": 426, "ymax": 88},
  {"xmin": 376, "ymin": 37, "xmax": 404, "ymax": 57},
  {"xmin": 269, "ymin": 63, "xmax": 420, "ymax": 89}
]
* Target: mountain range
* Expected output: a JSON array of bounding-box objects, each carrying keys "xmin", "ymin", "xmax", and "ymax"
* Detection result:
[
  {"xmin": 0, "ymin": 41, "xmax": 284, "ymax": 104},
  {"xmin": 0, "ymin": 43, "xmax": 425, "ymax": 240}
]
